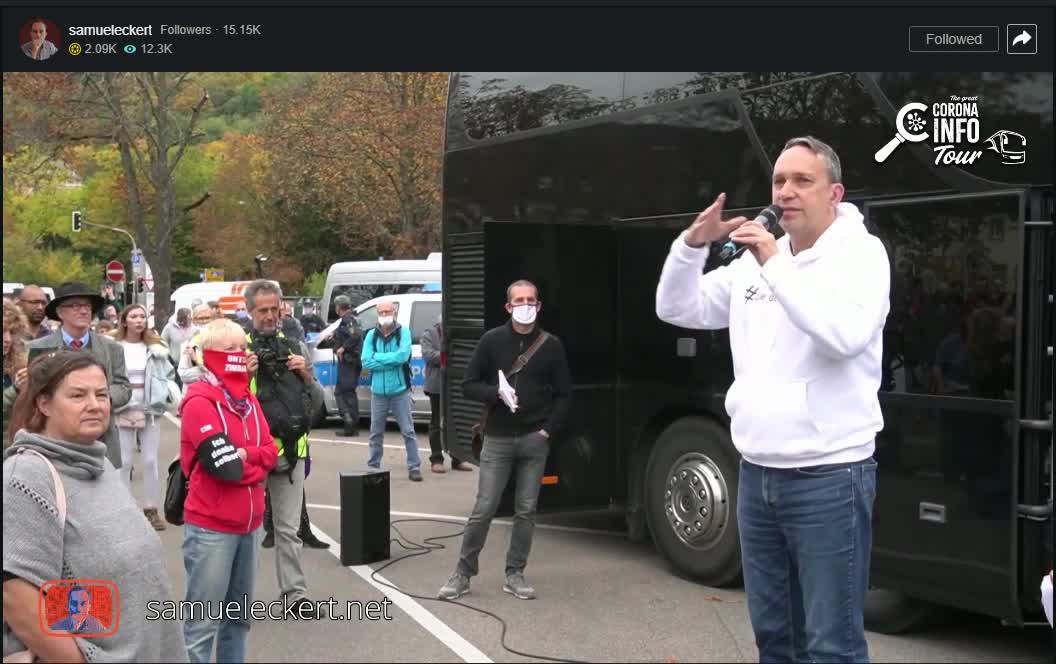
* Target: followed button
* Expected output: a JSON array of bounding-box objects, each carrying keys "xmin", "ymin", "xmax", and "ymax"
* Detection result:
[{"xmin": 909, "ymin": 26, "xmax": 999, "ymax": 53}]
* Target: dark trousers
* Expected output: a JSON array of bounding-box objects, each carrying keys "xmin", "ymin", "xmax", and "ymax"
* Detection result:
[
  {"xmin": 427, "ymin": 392, "xmax": 462, "ymax": 466},
  {"xmin": 738, "ymin": 457, "xmax": 877, "ymax": 663},
  {"xmin": 335, "ymin": 372, "xmax": 360, "ymax": 420}
]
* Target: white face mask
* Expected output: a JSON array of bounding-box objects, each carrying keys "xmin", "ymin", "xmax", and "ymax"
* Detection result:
[
  {"xmin": 378, "ymin": 315, "xmax": 394, "ymax": 327},
  {"xmin": 511, "ymin": 304, "xmax": 537, "ymax": 325}
]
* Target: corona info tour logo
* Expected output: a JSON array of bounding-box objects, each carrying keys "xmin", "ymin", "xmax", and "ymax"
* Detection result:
[{"xmin": 875, "ymin": 97, "xmax": 1026, "ymax": 166}]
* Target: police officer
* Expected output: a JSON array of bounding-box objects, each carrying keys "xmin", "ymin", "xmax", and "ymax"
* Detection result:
[{"xmin": 332, "ymin": 295, "xmax": 363, "ymax": 437}]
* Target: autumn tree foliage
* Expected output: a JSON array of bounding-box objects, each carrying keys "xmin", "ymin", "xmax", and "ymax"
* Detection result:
[
  {"xmin": 262, "ymin": 72, "xmax": 446, "ymax": 261},
  {"xmin": 3, "ymin": 72, "xmax": 212, "ymax": 325}
]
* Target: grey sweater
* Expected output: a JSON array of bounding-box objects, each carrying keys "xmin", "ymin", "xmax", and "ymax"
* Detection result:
[{"xmin": 2, "ymin": 431, "xmax": 188, "ymax": 662}]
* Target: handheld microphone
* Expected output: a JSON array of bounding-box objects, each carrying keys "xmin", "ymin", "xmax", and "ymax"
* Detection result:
[{"xmin": 718, "ymin": 205, "xmax": 784, "ymax": 261}]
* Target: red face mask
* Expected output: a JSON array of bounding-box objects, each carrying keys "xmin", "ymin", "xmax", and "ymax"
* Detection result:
[{"xmin": 202, "ymin": 349, "xmax": 250, "ymax": 399}]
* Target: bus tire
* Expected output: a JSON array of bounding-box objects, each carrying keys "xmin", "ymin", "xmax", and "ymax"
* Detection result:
[
  {"xmin": 645, "ymin": 416, "xmax": 741, "ymax": 588},
  {"xmin": 864, "ymin": 588, "xmax": 941, "ymax": 634}
]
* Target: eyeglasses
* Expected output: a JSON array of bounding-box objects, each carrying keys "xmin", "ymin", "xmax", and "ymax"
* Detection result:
[{"xmin": 59, "ymin": 303, "xmax": 93, "ymax": 312}]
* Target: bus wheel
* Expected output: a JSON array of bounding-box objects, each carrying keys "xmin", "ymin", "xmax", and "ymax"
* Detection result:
[
  {"xmin": 644, "ymin": 416, "xmax": 741, "ymax": 587},
  {"xmin": 864, "ymin": 588, "xmax": 941, "ymax": 634}
]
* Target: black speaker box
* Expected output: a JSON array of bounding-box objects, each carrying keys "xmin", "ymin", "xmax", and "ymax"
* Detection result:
[{"xmin": 339, "ymin": 469, "xmax": 390, "ymax": 566}]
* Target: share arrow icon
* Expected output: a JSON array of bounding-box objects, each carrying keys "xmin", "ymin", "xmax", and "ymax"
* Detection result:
[{"xmin": 1007, "ymin": 24, "xmax": 1037, "ymax": 54}]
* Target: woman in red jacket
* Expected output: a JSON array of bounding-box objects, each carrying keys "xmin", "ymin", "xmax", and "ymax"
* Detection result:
[{"xmin": 178, "ymin": 318, "xmax": 277, "ymax": 664}]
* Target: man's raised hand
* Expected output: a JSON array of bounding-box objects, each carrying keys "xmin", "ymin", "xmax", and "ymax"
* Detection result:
[{"xmin": 684, "ymin": 192, "xmax": 750, "ymax": 248}]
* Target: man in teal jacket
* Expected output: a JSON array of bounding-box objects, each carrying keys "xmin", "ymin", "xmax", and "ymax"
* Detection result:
[{"xmin": 362, "ymin": 300, "xmax": 423, "ymax": 481}]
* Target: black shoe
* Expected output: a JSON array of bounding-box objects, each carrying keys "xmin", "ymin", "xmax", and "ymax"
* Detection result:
[
  {"xmin": 262, "ymin": 531, "xmax": 275, "ymax": 548},
  {"xmin": 300, "ymin": 532, "xmax": 331, "ymax": 549},
  {"xmin": 337, "ymin": 415, "xmax": 359, "ymax": 437}
]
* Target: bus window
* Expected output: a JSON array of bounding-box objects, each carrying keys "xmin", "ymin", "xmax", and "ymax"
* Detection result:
[
  {"xmin": 868, "ymin": 193, "xmax": 1020, "ymax": 399},
  {"xmin": 621, "ymin": 72, "xmax": 815, "ymax": 108},
  {"xmin": 454, "ymin": 72, "xmax": 624, "ymax": 142}
]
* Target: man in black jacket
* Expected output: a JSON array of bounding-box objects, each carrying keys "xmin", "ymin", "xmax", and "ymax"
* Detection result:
[
  {"xmin": 331, "ymin": 295, "xmax": 363, "ymax": 437},
  {"xmin": 438, "ymin": 279, "xmax": 572, "ymax": 601}
]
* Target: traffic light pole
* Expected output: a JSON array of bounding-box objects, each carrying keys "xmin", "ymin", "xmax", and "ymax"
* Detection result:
[{"xmin": 75, "ymin": 213, "xmax": 140, "ymax": 306}]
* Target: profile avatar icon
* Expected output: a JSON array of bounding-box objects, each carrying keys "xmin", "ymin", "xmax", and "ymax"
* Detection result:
[
  {"xmin": 49, "ymin": 586, "xmax": 109, "ymax": 634},
  {"xmin": 21, "ymin": 18, "xmax": 59, "ymax": 61}
]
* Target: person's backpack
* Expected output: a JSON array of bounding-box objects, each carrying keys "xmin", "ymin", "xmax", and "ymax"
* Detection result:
[
  {"xmin": 371, "ymin": 326, "xmax": 413, "ymax": 391},
  {"xmin": 164, "ymin": 455, "xmax": 195, "ymax": 526},
  {"xmin": 251, "ymin": 332, "xmax": 312, "ymax": 475}
]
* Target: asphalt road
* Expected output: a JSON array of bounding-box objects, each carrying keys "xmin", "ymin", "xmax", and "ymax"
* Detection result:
[{"xmin": 129, "ymin": 416, "xmax": 1051, "ymax": 663}]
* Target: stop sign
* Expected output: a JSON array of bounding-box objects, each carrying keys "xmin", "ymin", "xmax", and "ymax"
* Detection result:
[{"xmin": 106, "ymin": 260, "xmax": 125, "ymax": 282}]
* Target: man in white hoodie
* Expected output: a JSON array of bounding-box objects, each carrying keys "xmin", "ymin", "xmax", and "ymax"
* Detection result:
[{"xmin": 656, "ymin": 136, "xmax": 891, "ymax": 663}]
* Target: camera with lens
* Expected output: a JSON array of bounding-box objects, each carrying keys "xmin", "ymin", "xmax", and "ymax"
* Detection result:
[{"xmin": 254, "ymin": 335, "xmax": 291, "ymax": 378}]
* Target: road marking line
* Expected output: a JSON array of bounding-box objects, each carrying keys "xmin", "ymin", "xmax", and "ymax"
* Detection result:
[
  {"xmin": 306, "ymin": 504, "xmax": 624, "ymax": 538},
  {"xmin": 164, "ymin": 414, "xmax": 429, "ymax": 453},
  {"xmin": 307, "ymin": 525, "xmax": 493, "ymax": 663}
]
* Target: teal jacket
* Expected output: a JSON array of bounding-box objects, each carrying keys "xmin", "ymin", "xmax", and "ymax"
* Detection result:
[{"xmin": 361, "ymin": 325, "xmax": 412, "ymax": 396}]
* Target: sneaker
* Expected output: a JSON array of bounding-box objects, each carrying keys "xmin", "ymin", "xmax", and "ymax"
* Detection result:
[
  {"xmin": 262, "ymin": 531, "xmax": 275, "ymax": 548},
  {"xmin": 437, "ymin": 573, "xmax": 470, "ymax": 600},
  {"xmin": 451, "ymin": 461, "xmax": 474, "ymax": 472},
  {"xmin": 503, "ymin": 573, "xmax": 536, "ymax": 600},
  {"xmin": 409, "ymin": 468, "xmax": 423, "ymax": 482}
]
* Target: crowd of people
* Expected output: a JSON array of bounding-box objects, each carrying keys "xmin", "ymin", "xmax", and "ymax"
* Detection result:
[{"xmin": 2, "ymin": 279, "xmax": 337, "ymax": 662}]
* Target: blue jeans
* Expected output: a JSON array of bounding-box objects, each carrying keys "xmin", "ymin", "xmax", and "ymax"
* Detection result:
[
  {"xmin": 737, "ymin": 457, "xmax": 877, "ymax": 664},
  {"xmin": 182, "ymin": 523, "xmax": 261, "ymax": 663},
  {"xmin": 367, "ymin": 389, "xmax": 421, "ymax": 471}
]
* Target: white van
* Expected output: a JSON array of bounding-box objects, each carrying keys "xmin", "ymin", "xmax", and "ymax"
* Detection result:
[
  {"xmin": 311, "ymin": 292, "xmax": 441, "ymax": 425},
  {"xmin": 319, "ymin": 253, "xmax": 441, "ymax": 324},
  {"xmin": 169, "ymin": 280, "xmax": 280, "ymax": 320},
  {"xmin": 3, "ymin": 283, "xmax": 56, "ymax": 302}
]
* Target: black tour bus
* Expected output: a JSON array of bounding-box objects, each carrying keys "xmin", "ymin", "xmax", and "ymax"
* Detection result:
[{"xmin": 439, "ymin": 72, "xmax": 1052, "ymax": 631}]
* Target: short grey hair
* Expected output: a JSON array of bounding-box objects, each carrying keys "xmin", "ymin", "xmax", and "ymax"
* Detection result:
[
  {"xmin": 334, "ymin": 295, "xmax": 351, "ymax": 312},
  {"xmin": 782, "ymin": 136, "xmax": 842, "ymax": 184},
  {"xmin": 506, "ymin": 279, "xmax": 539, "ymax": 303},
  {"xmin": 244, "ymin": 279, "xmax": 283, "ymax": 311}
]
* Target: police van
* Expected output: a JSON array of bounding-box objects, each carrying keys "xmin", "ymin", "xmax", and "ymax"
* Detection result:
[{"xmin": 311, "ymin": 291, "xmax": 442, "ymax": 426}]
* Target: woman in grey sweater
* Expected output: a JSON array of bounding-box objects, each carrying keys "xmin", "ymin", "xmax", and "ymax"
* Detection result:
[{"xmin": 2, "ymin": 350, "xmax": 187, "ymax": 662}]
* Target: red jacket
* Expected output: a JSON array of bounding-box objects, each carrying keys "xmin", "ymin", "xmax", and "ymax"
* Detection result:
[{"xmin": 179, "ymin": 381, "xmax": 278, "ymax": 534}]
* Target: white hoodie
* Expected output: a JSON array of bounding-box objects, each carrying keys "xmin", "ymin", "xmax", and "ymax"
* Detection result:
[{"xmin": 656, "ymin": 202, "xmax": 891, "ymax": 468}]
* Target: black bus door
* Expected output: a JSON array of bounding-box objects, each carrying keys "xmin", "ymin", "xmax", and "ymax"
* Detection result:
[{"xmin": 864, "ymin": 191, "xmax": 1027, "ymax": 622}]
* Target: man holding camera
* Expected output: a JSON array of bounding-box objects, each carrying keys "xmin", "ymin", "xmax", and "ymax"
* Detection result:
[{"xmin": 244, "ymin": 280, "xmax": 325, "ymax": 614}]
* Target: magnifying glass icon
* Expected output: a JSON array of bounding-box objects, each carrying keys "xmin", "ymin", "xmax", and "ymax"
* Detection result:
[{"xmin": 874, "ymin": 102, "xmax": 929, "ymax": 163}]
